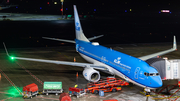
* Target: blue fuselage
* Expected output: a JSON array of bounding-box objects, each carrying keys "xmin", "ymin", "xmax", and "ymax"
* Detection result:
[{"xmin": 75, "ymin": 39, "xmax": 162, "ymax": 88}]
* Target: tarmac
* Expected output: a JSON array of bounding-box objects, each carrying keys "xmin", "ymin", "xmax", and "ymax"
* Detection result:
[
  {"xmin": 0, "ymin": 42, "xmax": 180, "ymax": 101},
  {"xmin": 0, "ymin": 13, "xmax": 70, "ymax": 21}
]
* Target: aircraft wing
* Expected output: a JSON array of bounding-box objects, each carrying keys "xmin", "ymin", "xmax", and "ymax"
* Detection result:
[
  {"xmin": 10, "ymin": 57, "xmax": 108, "ymax": 70},
  {"xmin": 3, "ymin": 43, "xmax": 108, "ymax": 71},
  {"xmin": 138, "ymin": 36, "xmax": 177, "ymax": 61}
]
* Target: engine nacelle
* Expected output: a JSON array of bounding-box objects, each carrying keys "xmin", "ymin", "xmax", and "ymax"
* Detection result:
[{"xmin": 83, "ymin": 68, "xmax": 100, "ymax": 82}]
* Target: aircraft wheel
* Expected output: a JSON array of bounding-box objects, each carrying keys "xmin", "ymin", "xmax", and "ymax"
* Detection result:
[
  {"xmin": 112, "ymin": 88, "xmax": 117, "ymax": 92},
  {"xmin": 86, "ymin": 90, "xmax": 89, "ymax": 93},
  {"xmin": 94, "ymin": 90, "xmax": 99, "ymax": 94}
]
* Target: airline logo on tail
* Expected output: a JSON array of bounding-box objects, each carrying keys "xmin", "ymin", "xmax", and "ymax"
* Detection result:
[{"xmin": 76, "ymin": 22, "xmax": 80, "ymax": 31}]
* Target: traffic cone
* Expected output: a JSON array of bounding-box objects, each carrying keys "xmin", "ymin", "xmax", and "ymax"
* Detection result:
[
  {"xmin": 76, "ymin": 72, "xmax": 78, "ymax": 78},
  {"xmin": 74, "ymin": 57, "xmax": 76, "ymax": 62}
]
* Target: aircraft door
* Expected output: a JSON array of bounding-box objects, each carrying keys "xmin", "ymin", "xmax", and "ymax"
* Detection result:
[
  {"xmin": 134, "ymin": 67, "xmax": 140, "ymax": 79},
  {"xmin": 76, "ymin": 44, "xmax": 79, "ymax": 52}
]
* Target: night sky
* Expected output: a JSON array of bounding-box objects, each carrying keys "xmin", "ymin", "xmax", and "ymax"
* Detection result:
[
  {"xmin": 1, "ymin": 0, "xmax": 180, "ymax": 48},
  {"xmin": 1, "ymin": 0, "xmax": 180, "ymax": 15}
]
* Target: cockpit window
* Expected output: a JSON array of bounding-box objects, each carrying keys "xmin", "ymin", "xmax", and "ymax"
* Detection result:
[
  {"xmin": 144, "ymin": 72, "xmax": 159, "ymax": 76},
  {"xmin": 149, "ymin": 73, "xmax": 154, "ymax": 76},
  {"xmin": 156, "ymin": 73, "xmax": 159, "ymax": 75},
  {"xmin": 144, "ymin": 72, "xmax": 149, "ymax": 76}
]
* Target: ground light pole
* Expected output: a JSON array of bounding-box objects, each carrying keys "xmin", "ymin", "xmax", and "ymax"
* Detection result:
[{"xmin": 61, "ymin": 0, "xmax": 64, "ymax": 15}]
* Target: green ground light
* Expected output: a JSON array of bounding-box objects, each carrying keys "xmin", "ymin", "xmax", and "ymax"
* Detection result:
[
  {"xmin": 7, "ymin": 86, "xmax": 23, "ymax": 97},
  {"xmin": 10, "ymin": 57, "xmax": 14, "ymax": 60}
]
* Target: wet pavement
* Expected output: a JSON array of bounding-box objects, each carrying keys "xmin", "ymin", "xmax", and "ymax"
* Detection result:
[{"xmin": 0, "ymin": 43, "xmax": 180, "ymax": 101}]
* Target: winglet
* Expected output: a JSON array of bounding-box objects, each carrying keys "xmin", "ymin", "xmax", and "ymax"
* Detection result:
[
  {"xmin": 173, "ymin": 36, "xmax": 177, "ymax": 50},
  {"xmin": 3, "ymin": 42, "xmax": 10, "ymax": 57}
]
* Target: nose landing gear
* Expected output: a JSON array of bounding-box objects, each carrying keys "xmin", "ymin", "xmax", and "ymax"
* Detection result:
[{"xmin": 144, "ymin": 88, "xmax": 151, "ymax": 97}]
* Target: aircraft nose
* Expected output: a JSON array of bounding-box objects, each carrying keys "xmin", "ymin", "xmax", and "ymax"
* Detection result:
[
  {"xmin": 155, "ymin": 79, "xmax": 163, "ymax": 88},
  {"xmin": 151, "ymin": 76, "xmax": 163, "ymax": 88}
]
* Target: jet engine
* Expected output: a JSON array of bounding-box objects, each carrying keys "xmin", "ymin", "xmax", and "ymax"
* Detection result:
[{"xmin": 83, "ymin": 68, "xmax": 100, "ymax": 82}]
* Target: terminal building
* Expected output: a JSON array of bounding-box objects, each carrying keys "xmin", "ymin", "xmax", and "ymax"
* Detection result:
[
  {"xmin": 146, "ymin": 58, "xmax": 180, "ymax": 80},
  {"xmin": 146, "ymin": 57, "xmax": 180, "ymax": 94}
]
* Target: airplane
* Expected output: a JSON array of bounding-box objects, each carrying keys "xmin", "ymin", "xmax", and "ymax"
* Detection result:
[
  {"xmin": 0, "ymin": 0, "xmax": 18, "ymax": 10},
  {"xmin": 0, "ymin": 6, "xmax": 13, "ymax": 10},
  {"xmin": 3, "ymin": 5, "xmax": 177, "ymax": 91}
]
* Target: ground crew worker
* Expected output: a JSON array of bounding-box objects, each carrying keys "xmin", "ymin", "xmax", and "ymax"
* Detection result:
[
  {"xmin": 144, "ymin": 88, "xmax": 150, "ymax": 97},
  {"xmin": 74, "ymin": 84, "xmax": 78, "ymax": 88}
]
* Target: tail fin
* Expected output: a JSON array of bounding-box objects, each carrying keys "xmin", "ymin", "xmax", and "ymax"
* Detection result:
[{"xmin": 74, "ymin": 5, "xmax": 89, "ymax": 42}]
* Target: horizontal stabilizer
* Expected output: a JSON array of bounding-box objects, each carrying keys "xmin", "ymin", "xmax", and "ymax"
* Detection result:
[
  {"xmin": 42, "ymin": 37, "xmax": 75, "ymax": 43},
  {"xmin": 88, "ymin": 35, "xmax": 104, "ymax": 41}
]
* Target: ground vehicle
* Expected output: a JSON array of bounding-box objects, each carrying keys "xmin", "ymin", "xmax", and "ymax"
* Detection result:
[
  {"xmin": 87, "ymin": 77, "xmax": 129, "ymax": 88},
  {"xmin": 43, "ymin": 81, "xmax": 63, "ymax": 95},
  {"xmin": 23, "ymin": 83, "xmax": 38, "ymax": 99},
  {"xmin": 91, "ymin": 86, "xmax": 122, "ymax": 94},
  {"xmin": 69, "ymin": 87, "xmax": 86, "ymax": 98},
  {"xmin": 86, "ymin": 77, "xmax": 128, "ymax": 94},
  {"xmin": 59, "ymin": 93, "xmax": 72, "ymax": 101}
]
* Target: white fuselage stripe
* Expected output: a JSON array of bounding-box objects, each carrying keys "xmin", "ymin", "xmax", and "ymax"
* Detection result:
[{"xmin": 79, "ymin": 52, "xmax": 155, "ymax": 89}]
